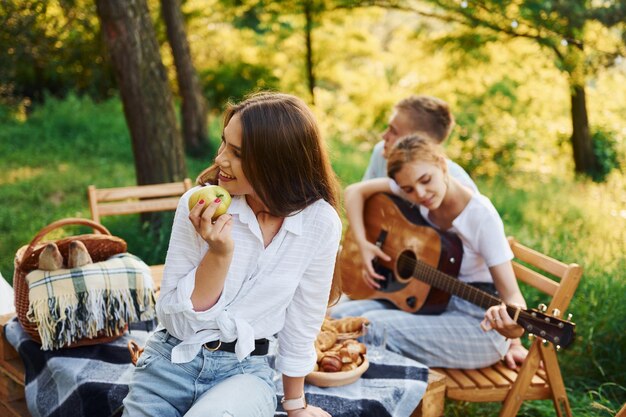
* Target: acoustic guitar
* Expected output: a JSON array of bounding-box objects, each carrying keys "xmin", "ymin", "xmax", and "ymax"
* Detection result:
[{"xmin": 340, "ymin": 192, "xmax": 576, "ymax": 348}]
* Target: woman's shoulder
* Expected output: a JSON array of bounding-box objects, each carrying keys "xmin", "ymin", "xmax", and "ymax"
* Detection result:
[
  {"xmin": 456, "ymin": 193, "xmax": 502, "ymax": 234},
  {"xmin": 466, "ymin": 193, "xmax": 500, "ymax": 217},
  {"xmin": 304, "ymin": 198, "xmax": 340, "ymax": 217},
  {"xmin": 454, "ymin": 193, "xmax": 503, "ymax": 232},
  {"xmin": 302, "ymin": 199, "xmax": 342, "ymax": 229}
]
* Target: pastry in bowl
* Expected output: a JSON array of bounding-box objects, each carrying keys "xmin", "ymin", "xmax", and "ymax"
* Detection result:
[{"xmin": 306, "ymin": 317, "xmax": 369, "ymax": 387}]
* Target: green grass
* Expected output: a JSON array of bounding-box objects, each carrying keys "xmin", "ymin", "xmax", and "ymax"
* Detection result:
[{"xmin": 0, "ymin": 95, "xmax": 624, "ymax": 416}]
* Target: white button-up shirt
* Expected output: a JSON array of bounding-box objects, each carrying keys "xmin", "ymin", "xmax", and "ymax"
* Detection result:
[{"xmin": 156, "ymin": 190, "xmax": 342, "ymax": 377}]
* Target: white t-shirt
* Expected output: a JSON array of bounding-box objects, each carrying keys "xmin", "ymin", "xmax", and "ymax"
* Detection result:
[
  {"xmin": 389, "ymin": 179, "xmax": 512, "ymax": 283},
  {"xmin": 157, "ymin": 188, "xmax": 342, "ymax": 377},
  {"xmin": 363, "ymin": 140, "xmax": 478, "ymax": 192}
]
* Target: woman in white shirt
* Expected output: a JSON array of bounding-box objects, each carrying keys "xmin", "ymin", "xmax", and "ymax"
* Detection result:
[
  {"xmin": 123, "ymin": 92, "xmax": 342, "ymax": 417},
  {"xmin": 333, "ymin": 134, "xmax": 527, "ymax": 369}
]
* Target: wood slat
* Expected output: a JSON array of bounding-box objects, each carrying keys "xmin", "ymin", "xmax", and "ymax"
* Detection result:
[
  {"xmin": 0, "ymin": 358, "xmax": 24, "ymax": 388},
  {"xmin": 510, "ymin": 241, "xmax": 568, "ymax": 279},
  {"xmin": 512, "ymin": 262, "xmax": 559, "ymax": 296},
  {"xmin": 0, "ymin": 370, "xmax": 24, "ymax": 402},
  {"xmin": 444, "ymin": 368, "xmax": 476, "ymax": 389},
  {"xmin": 530, "ymin": 370, "xmax": 547, "ymax": 387},
  {"xmin": 149, "ymin": 265, "xmax": 164, "ymax": 299},
  {"xmin": 431, "ymin": 368, "xmax": 459, "ymax": 389},
  {"xmin": 96, "ymin": 197, "xmax": 181, "ymax": 216},
  {"xmin": 492, "ymin": 362, "xmax": 518, "ymax": 384},
  {"xmin": 462, "ymin": 369, "xmax": 495, "ymax": 389},
  {"xmin": 477, "ymin": 366, "xmax": 511, "ymax": 388},
  {"xmin": 536, "ymin": 367, "xmax": 547, "ymax": 381},
  {"xmin": 0, "ymin": 397, "xmax": 30, "ymax": 417},
  {"xmin": 94, "ymin": 182, "xmax": 189, "ymax": 201}
]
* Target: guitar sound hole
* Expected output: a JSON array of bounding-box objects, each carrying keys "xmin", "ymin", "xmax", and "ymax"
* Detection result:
[{"xmin": 396, "ymin": 250, "xmax": 416, "ymax": 284}]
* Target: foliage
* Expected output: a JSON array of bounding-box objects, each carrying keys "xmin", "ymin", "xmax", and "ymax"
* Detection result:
[
  {"xmin": 0, "ymin": 0, "xmax": 115, "ymax": 103},
  {"xmin": 199, "ymin": 61, "xmax": 280, "ymax": 111},
  {"xmin": 374, "ymin": 0, "xmax": 626, "ymax": 177},
  {"xmin": 4, "ymin": 0, "xmax": 625, "ymax": 178},
  {"xmin": 590, "ymin": 127, "xmax": 622, "ymax": 182}
]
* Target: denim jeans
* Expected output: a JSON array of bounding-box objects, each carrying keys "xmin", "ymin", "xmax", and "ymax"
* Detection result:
[{"xmin": 122, "ymin": 329, "xmax": 277, "ymax": 417}]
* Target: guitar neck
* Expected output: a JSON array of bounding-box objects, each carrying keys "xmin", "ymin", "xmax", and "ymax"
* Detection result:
[{"xmin": 408, "ymin": 257, "xmax": 502, "ymax": 310}]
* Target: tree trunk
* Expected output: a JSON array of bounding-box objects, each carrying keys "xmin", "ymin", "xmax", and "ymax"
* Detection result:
[
  {"xmin": 161, "ymin": 0, "xmax": 211, "ymax": 156},
  {"xmin": 95, "ymin": 0, "xmax": 187, "ymax": 187},
  {"xmin": 304, "ymin": 0, "xmax": 316, "ymax": 105},
  {"xmin": 569, "ymin": 81, "xmax": 597, "ymax": 174}
]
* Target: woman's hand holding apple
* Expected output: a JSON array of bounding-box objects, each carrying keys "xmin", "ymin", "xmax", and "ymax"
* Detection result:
[
  {"xmin": 188, "ymin": 197, "xmax": 234, "ymax": 256},
  {"xmin": 188, "ymin": 185, "xmax": 232, "ymax": 219}
]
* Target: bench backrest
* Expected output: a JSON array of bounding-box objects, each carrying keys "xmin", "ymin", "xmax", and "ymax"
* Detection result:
[{"xmin": 87, "ymin": 179, "xmax": 193, "ymax": 223}]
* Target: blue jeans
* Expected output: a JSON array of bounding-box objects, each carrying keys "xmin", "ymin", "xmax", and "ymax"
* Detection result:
[{"xmin": 122, "ymin": 330, "xmax": 277, "ymax": 417}]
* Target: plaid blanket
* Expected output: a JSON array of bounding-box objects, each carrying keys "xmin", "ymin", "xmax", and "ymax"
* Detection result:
[
  {"xmin": 26, "ymin": 253, "xmax": 156, "ymax": 350},
  {"xmin": 5, "ymin": 318, "xmax": 429, "ymax": 417}
]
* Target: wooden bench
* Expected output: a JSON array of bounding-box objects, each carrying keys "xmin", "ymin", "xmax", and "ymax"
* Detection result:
[
  {"xmin": 87, "ymin": 178, "xmax": 193, "ymax": 293},
  {"xmin": 429, "ymin": 237, "xmax": 582, "ymax": 417}
]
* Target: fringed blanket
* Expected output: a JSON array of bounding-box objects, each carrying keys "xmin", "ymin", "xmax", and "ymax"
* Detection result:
[
  {"xmin": 26, "ymin": 253, "xmax": 156, "ymax": 350},
  {"xmin": 5, "ymin": 318, "xmax": 429, "ymax": 417}
]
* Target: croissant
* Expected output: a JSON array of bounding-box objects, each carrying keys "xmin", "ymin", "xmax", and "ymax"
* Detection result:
[
  {"xmin": 328, "ymin": 342, "xmax": 342, "ymax": 352},
  {"xmin": 321, "ymin": 317, "xmax": 338, "ymax": 333},
  {"xmin": 316, "ymin": 330, "xmax": 338, "ymax": 351},
  {"xmin": 341, "ymin": 362, "xmax": 358, "ymax": 372},
  {"xmin": 346, "ymin": 342, "xmax": 367, "ymax": 356},
  {"xmin": 355, "ymin": 354, "xmax": 364, "ymax": 366},
  {"xmin": 339, "ymin": 347, "xmax": 353, "ymax": 364},
  {"xmin": 332, "ymin": 317, "xmax": 369, "ymax": 333},
  {"xmin": 320, "ymin": 353, "xmax": 342, "ymax": 372}
]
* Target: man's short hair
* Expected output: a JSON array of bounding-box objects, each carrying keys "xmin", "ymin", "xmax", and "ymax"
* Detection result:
[{"xmin": 395, "ymin": 95, "xmax": 454, "ymax": 143}]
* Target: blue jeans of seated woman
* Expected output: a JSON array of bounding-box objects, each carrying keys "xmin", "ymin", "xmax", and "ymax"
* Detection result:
[{"xmin": 122, "ymin": 329, "xmax": 277, "ymax": 417}]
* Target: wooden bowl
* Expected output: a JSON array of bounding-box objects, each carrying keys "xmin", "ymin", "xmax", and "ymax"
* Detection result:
[{"xmin": 305, "ymin": 357, "xmax": 369, "ymax": 387}]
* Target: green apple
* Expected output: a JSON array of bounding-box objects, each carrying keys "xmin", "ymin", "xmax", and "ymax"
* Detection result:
[{"xmin": 188, "ymin": 185, "xmax": 232, "ymax": 219}]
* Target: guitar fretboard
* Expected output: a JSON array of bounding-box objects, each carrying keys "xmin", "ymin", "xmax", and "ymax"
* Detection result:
[{"xmin": 398, "ymin": 254, "xmax": 503, "ymax": 310}]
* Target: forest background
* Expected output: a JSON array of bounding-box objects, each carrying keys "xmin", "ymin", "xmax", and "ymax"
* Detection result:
[{"xmin": 0, "ymin": 0, "xmax": 625, "ymax": 416}]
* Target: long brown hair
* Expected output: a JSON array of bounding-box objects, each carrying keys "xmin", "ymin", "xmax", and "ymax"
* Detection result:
[{"xmin": 197, "ymin": 92, "xmax": 342, "ymax": 304}]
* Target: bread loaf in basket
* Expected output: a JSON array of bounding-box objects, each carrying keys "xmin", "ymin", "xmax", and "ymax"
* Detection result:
[{"xmin": 13, "ymin": 218, "xmax": 128, "ymax": 348}]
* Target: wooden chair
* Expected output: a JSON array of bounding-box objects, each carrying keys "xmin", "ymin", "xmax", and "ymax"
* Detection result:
[
  {"xmin": 87, "ymin": 178, "xmax": 193, "ymax": 293},
  {"xmin": 429, "ymin": 237, "xmax": 583, "ymax": 417}
]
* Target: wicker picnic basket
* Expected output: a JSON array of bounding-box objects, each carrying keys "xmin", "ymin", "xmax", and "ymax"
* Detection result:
[{"xmin": 13, "ymin": 217, "xmax": 128, "ymax": 348}]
